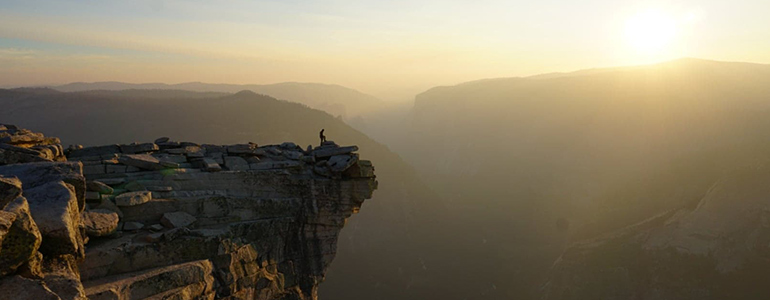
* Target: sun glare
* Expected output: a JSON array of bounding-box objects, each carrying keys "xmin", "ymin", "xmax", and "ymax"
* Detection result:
[{"xmin": 624, "ymin": 10, "xmax": 678, "ymax": 54}]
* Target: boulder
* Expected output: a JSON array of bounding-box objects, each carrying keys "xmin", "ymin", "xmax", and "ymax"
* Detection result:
[
  {"xmin": 41, "ymin": 255, "xmax": 87, "ymax": 300},
  {"xmin": 119, "ymin": 143, "xmax": 158, "ymax": 154},
  {"xmin": 82, "ymin": 209, "xmax": 119, "ymax": 237},
  {"xmin": 165, "ymin": 146, "xmax": 202, "ymax": 156},
  {"xmin": 114, "ymin": 191, "xmax": 152, "ymax": 207},
  {"xmin": 0, "ymin": 131, "xmax": 45, "ymax": 145},
  {"xmin": 173, "ymin": 145, "xmax": 206, "ymax": 158},
  {"xmin": 283, "ymin": 151, "xmax": 303, "ymax": 160},
  {"xmin": 321, "ymin": 140, "xmax": 338, "ymax": 147},
  {"xmin": 148, "ymin": 224, "xmax": 164, "ymax": 231},
  {"xmin": 86, "ymin": 181, "xmax": 113, "ymax": 195},
  {"xmin": 0, "ymin": 145, "xmax": 51, "ymax": 165},
  {"xmin": 83, "ymin": 259, "xmax": 213, "ymax": 300},
  {"xmin": 267, "ymin": 147, "xmax": 283, "ymax": 156},
  {"xmin": 161, "ymin": 211, "xmax": 197, "ymax": 229},
  {"xmin": 223, "ymin": 156, "xmax": 249, "ymax": 171},
  {"xmin": 158, "ymin": 160, "xmax": 180, "ymax": 169},
  {"xmin": 0, "ymin": 175, "xmax": 22, "ymax": 209},
  {"xmin": 193, "ymin": 158, "xmax": 221, "ymax": 172},
  {"xmin": 157, "ymin": 141, "xmax": 181, "ymax": 150},
  {"xmin": 24, "ymin": 181, "xmax": 84, "ymax": 258},
  {"xmin": 0, "ymin": 162, "xmax": 86, "ymax": 212},
  {"xmin": 123, "ymin": 181, "xmax": 146, "ymax": 192},
  {"xmin": 29, "ymin": 145, "xmax": 55, "ymax": 160},
  {"xmin": 85, "ymin": 191, "xmax": 101, "ymax": 201},
  {"xmin": 118, "ymin": 154, "xmax": 165, "ymax": 170},
  {"xmin": 17, "ymin": 251, "xmax": 43, "ymax": 279},
  {"xmin": 44, "ymin": 275, "xmax": 85, "ymax": 300},
  {"xmin": 153, "ymin": 153, "xmax": 187, "ymax": 164},
  {"xmin": 104, "ymin": 165, "xmax": 127, "ymax": 174},
  {"xmin": 94, "ymin": 198, "xmax": 123, "ymax": 219},
  {"xmin": 0, "ymin": 210, "xmax": 15, "ymax": 244},
  {"xmin": 313, "ymin": 145, "xmax": 358, "ymax": 158},
  {"xmin": 0, "ymin": 196, "xmax": 42, "ymax": 276},
  {"xmin": 184, "ymin": 146, "xmax": 206, "ymax": 158},
  {"xmin": 67, "ymin": 144, "xmax": 120, "ymax": 159},
  {"xmin": 95, "ymin": 178, "xmax": 125, "ymax": 186},
  {"xmin": 226, "ymin": 144, "xmax": 259, "ymax": 155},
  {"xmin": 202, "ymin": 144, "xmax": 226, "ymax": 154},
  {"xmin": 301, "ymin": 155, "xmax": 316, "ymax": 164},
  {"xmin": 207, "ymin": 152, "xmax": 224, "ymax": 164},
  {"xmin": 327, "ymin": 154, "xmax": 359, "ymax": 172},
  {"xmin": 280, "ymin": 142, "xmax": 297, "ymax": 149},
  {"xmin": 0, "ymin": 276, "xmax": 60, "ymax": 300},
  {"xmin": 123, "ymin": 222, "xmax": 144, "ymax": 231},
  {"xmin": 154, "ymin": 137, "xmax": 170, "ymax": 144},
  {"xmin": 143, "ymin": 232, "xmax": 164, "ymax": 243}
]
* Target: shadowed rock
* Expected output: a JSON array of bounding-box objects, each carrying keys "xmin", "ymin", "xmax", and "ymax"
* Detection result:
[
  {"xmin": 82, "ymin": 209, "xmax": 119, "ymax": 237},
  {"xmin": 0, "ymin": 162, "xmax": 86, "ymax": 212},
  {"xmin": 114, "ymin": 191, "xmax": 152, "ymax": 207},
  {"xmin": 24, "ymin": 181, "xmax": 84, "ymax": 258},
  {"xmin": 160, "ymin": 211, "xmax": 197, "ymax": 229},
  {"xmin": 313, "ymin": 145, "xmax": 358, "ymax": 158},
  {"xmin": 117, "ymin": 154, "xmax": 165, "ymax": 171},
  {"xmin": 0, "ymin": 275, "xmax": 60, "ymax": 300},
  {"xmin": 85, "ymin": 181, "xmax": 113, "ymax": 195},
  {"xmin": 0, "ymin": 196, "xmax": 42, "ymax": 276},
  {"xmin": 119, "ymin": 143, "xmax": 158, "ymax": 154},
  {"xmin": 0, "ymin": 176, "xmax": 22, "ymax": 210}
]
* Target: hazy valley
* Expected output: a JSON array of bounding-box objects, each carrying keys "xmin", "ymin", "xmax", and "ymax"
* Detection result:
[{"xmin": 3, "ymin": 58, "xmax": 770, "ymax": 299}]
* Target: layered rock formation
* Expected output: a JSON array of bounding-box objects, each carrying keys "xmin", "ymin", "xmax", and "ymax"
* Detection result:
[
  {"xmin": 542, "ymin": 165, "xmax": 770, "ymax": 300},
  {"xmin": 0, "ymin": 125, "xmax": 376, "ymax": 300},
  {"xmin": 0, "ymin": 125, "xmax": 87, "ymax": 300}
]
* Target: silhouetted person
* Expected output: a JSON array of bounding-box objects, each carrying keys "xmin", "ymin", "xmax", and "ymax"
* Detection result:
[{"xmin": 319, "ymin": 129, "xmax": 326, "ymax": 145}]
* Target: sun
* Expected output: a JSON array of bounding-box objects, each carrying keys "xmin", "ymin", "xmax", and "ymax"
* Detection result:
[{"xmin": 624, "ymin": 10, "xmax": 678, "ymax": 54}]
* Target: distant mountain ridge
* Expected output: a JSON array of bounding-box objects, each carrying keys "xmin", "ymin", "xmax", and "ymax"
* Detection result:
[
  {"xmin": 423, "ymin": 58, "xmax": 770, "ymax": 92},
  {"xmin": 52, "ymin": 81, "xmax": 383, "ymax": 119}
]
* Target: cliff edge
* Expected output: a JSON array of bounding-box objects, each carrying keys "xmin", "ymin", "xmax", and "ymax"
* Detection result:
[{"xmin": 0, "ymin": 124, "xmax": 377, "ymax": 300}]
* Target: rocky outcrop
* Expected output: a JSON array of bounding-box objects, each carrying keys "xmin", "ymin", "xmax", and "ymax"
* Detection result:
[
  {"xmin": 81, "ymin": 210, "xmax": 119, "ymax": 237},
  {"xmin": 0, "ymin": 193, "xmax": 42, "ymax": 277},
  {"xmin": 0, "ymin": 125, "xmax": 376, "ymax": 300},
  {"xmin": 542, "ymin": 165, "xmax": 770, "ymax": 300},
  {"xmin": 0, "ymin": 124, "xmax": 65, "ymax": 165},
  {"xmin": 0, "ymin": 126, "xmax": 86, "ymax": 300}
]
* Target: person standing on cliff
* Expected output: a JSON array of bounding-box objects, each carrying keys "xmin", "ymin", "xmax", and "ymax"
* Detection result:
[{"xmin": 320, "ymin": 129, "xmax": 326, "ymax": 145}]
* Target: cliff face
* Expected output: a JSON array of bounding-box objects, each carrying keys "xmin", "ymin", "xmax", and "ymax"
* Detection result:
[
  {"xmin": 0, "ymin": 124, "xmax": 376, "ymax": 300},
  {"xmin": 542, "ymin": 165, "xmax": 770, "ymax": 300}
]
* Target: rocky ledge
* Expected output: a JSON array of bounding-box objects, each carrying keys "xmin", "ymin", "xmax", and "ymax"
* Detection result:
[{"xmin": 0, "ymin": 125, "xmax": 377, "ymax": 300}]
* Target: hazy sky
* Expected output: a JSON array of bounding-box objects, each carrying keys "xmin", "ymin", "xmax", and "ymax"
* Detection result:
[{"xmin": 1, "ymin": 0, "xmax": 769, "ymax": 100}]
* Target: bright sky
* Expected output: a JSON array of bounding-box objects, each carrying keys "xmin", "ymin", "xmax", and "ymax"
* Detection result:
[{"xmin": 1, "ymin": 0, "xmax": 769, "ymax": 100}]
